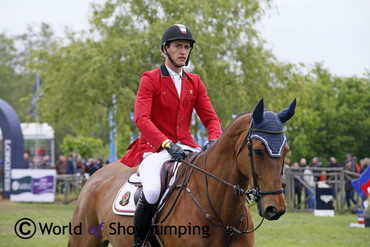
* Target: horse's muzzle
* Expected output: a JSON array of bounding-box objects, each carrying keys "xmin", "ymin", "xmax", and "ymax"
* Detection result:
[{"xmin": 263, "ymin": 206, "xmax": 286, "ymax": 220}]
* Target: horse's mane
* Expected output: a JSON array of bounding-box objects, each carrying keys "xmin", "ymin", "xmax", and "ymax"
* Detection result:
[{"xmin": 223, "ymin": 111, "xmax": 252, "ymax": 132}]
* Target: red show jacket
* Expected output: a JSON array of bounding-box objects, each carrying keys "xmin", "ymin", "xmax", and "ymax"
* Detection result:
[{"xmin": 120, "ymin": 63, "xmax": 222, "ymax": 167}]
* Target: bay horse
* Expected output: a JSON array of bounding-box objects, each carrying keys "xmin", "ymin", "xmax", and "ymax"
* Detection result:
[{"xmin": 70, "ymin": 98, "xmax": 296, "ymax": 247}]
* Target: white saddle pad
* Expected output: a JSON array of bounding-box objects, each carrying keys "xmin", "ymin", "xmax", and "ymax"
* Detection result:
[
  {"xmin": 112, "ymin": 163, "xmax": 182, "ymax": 216},
  {"xmin": 112, "ymin": 173, "xmax": 141, "ymax": 216}
]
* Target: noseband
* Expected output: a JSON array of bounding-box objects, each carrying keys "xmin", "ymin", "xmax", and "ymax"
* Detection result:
[{"xmin": 236, "ymin": 125, "xmax": 285, "ymax": 202}]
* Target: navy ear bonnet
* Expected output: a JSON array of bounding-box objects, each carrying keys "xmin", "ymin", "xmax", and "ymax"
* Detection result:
[
  {"xmin": 250, "ymin": 98, "xmax": 296, "ymax": 158},
  {"xmin": 250, "ymin": 111, "xmax": 286, "ymax": 157}
]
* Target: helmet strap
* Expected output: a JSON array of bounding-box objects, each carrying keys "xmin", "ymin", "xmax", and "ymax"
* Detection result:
[
  {"xmin": 164, "ymin": 45, "xmax": 182, "ymax": 68},
  {"xmin": 164, "ymin": 45, "xmax": 193, "ymax": 68},
  {"xmin": 185, "ymin": 47, "xmax": 193, "ymax": 66}
]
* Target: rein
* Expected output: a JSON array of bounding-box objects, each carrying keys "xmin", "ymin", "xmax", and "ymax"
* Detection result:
[
  {"xmin": 153, "ymin": 124, "xmax": 285, "ymax": 246},
  {"xmin": 181, "ymin": 126, "xmax": 284, "ymax": 247}
]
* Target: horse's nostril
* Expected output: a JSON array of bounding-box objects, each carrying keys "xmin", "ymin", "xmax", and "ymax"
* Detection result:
[{"xmin": 265, "ymin": 206, "xmax": 284, "ymax": 220}]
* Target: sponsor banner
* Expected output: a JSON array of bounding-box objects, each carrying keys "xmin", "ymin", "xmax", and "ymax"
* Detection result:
[{"xmin": 10, "ymin": 169, "xmax": 56, "ymax": 202}]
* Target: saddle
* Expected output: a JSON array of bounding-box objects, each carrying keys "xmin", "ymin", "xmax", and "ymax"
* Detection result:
[
  {"xmin": 112, "ymin": 151, "xmax": 197, "ymax": 216},
  {"xmin": 133, "ymin": 160, "xmax": 181, "ymax": 206}
]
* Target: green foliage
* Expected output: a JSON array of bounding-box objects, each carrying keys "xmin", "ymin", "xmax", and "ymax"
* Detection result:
[
  {"xmin": 286, "ymin": 64, "xmax": 370, "ymax": 163},
  {"xmin": 26, "ymin": 0, "xmax": 276, "ymax": 157},
  {"xmin": 61, "ymin": 134, "xmax": 103, "ymax": 159},
  {"xmin": 0, "ymin": 33, "xmax": 35, "ymax": 122},
  {"xmin": 0, "ymin": 0, "xmax": 369, "ymax": 165}
]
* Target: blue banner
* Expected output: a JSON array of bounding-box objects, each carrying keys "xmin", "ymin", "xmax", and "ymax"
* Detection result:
[{"xmin": 30, "ymin": 77, "xmax": 42, "ymax": 116}]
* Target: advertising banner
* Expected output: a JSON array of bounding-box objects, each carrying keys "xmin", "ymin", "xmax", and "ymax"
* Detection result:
[{"xmin": 10, "ymin": 169, "xmax": 56, "ymax": 202}]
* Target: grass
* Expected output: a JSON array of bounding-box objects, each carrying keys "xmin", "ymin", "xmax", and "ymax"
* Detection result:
[
  {"xmin": 0, "ymin": 200, "xmax": 74, "ymax": 247},
  {"xmin": 0, "ymin": 199, "xmax": 369, "ymax": 247},
  {"xmin": 251, "ymin": 207, "xmax": 370, "ymax": 247}
]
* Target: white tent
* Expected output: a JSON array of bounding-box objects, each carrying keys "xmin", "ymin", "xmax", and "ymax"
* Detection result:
[{"xmin": 0, "ymin": 123, "xmax": 55, "ymax": 165}]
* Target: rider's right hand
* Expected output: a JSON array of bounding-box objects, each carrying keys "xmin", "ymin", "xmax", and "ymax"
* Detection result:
[{"xmin": 163, "ymin": 140, "xmax": 186, "ymax": 161}]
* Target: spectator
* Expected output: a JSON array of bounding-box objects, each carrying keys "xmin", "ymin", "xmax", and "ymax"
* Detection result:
[
  {"xmin": 361, "ymin": 158, "xmax": 369, "ymax": 173},
  {"xmin": 40, "ymin": 155, "xmax": 51, "ymax": 169},
  {"xmin": 23, "ymin": 152, "xmax": 33, "ymax": 169},
  {"xmin": 301, "ymin": 158, "xmax": 315, "ymax": 209},
  {"xmin": 327, "ymin": 157, "xmax": 341, "ymax": 177},
  {"xmin": 344, "ymin": 160, "xmax": 358, "ymax": 210},
  {"xmin": 281, "ymin": 158, "xmax": 290, "ymax": 196},
  {"xmin": 292, "ymin": 161, "xmax": 303, "ymax": 209},
  {"xmin": 327, "ymin": 156, "xmax": 341, "ymax": 198},
  {"xmin": 310, "ymin": 157, "xmax": 322, "ymax": 182},
  {"xmin": 346, "ymin": 153, "xmax": 360, "ymax": 173},
  {"xmin": 84, "ymin": 158, "xmax": 100, "ymax": 177},
  {"xmin": 353, "ymin": 156, "xmax": 361, "ymax": 173},
  {"xmin": 96, "ymin": 158, "xmax": 104, "ymax": 169},
  {"xmin": 54, "ymin": 155, "xmax": 67, "ymax": 193},
  {"xmin": 66, "ymin": 152, "xmax": 77, "ymax": 174},
  {"xmin": 54, "ymin": 155, "xmax": 67, "ymax": 175},
  {"xmin": 76, "ymin": 155, "xmax": 84, "ymax": 174}
]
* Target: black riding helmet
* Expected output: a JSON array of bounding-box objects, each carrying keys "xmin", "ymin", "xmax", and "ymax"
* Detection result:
[{"xmin": 161, "ymin": 24, "xmax": 196, "ymax": 67}]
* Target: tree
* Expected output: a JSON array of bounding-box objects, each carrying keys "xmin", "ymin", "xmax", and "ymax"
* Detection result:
[
  {"xmin": 283, "ymin": 63, "xmax": 370, "ymax": 163},
  {"xmin": 61, "ymin": 134, "xmax": 103, "ymax": 159},
  {"xmin": 0, "ymin": 33, "xmax": 35, "ymax": 121},
  {"xmin": 24, "ymin": 0, "xmax": 370, "ymax": 163},
  {"xmin": 28, "ymin": 0, "xmax": 279, "ymax": 157}
]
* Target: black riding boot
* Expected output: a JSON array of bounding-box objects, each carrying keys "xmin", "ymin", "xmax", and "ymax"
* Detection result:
[{"xmin": 133, "ymin": 193, "xmax": 157, "ymax": 247}]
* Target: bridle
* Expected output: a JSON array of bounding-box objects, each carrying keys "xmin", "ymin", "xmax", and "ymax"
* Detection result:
[
  {"xmin": 153, "ymin": 121, "xmax": 286, "ymax": 247},
  {"xmin": 236, "ymin": 122, "xmax": 285, "ymax": 200},
  {"xmin": 178, "ymin": 124, "xmax": 285, "ymax": 246}
]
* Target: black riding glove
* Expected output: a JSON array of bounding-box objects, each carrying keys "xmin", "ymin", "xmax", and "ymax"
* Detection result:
[
  {"xmin": 164, "ymin": 141, "xmax": 185, "ymax": 161},
  {"xmin": 202, "ymin": 139, "xmax": 216, "ymax": 151}
]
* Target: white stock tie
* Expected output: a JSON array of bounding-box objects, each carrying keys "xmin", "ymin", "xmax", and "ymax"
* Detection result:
[{"xmin": 173, "ymin": 73, "xmax": 182, "ymax": 98}]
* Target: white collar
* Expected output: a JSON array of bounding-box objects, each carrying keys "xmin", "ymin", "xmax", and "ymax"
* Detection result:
[{"xmin": 165, "ymin": 64, "xmax": 182, "ymax": 78}]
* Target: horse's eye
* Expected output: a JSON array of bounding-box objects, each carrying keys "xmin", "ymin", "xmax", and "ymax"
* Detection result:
[{"xmin": 254, "ymin": 149, "xmax": 263, "ymax": 157}]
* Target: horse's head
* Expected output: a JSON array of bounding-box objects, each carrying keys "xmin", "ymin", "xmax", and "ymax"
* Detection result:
[{"xmin": 235, "ymin": 98, "xmax": 296, "ymax": 221}]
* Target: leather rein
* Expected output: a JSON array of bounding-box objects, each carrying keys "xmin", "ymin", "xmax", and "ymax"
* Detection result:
[{"xmin": 154, "ymin": 126, "xmax": 285, "ymax": 246}]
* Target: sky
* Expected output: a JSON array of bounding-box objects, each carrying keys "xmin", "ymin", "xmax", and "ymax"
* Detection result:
[
  {"xmin": 258, "ymin": 0, "xmax": 370, "ymax": 77},
  {"xmin": 0, "ymin": 0, "xmax": 369, "ymax": 77}
]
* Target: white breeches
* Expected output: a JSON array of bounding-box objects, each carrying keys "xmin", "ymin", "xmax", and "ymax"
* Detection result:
[{"xmin": 138, "ymin": 143, "xmax": 200, "ymax": 204}]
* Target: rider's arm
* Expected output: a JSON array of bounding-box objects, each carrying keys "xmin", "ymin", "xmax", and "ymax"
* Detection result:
[
  {"xmin": 194, "ymin": 76, "xmax": 222, "ymax": 140},
  {"xmin": 134, "ymin": 73, "xmax": 168, "ymax": 150}
]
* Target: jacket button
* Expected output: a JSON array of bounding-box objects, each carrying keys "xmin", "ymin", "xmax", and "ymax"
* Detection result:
[
  {"xmin": 177, "ymin": 126, "xmax": 179, "ymax": 129},
  {"xmin": 178, "ymin": 115, "xmax": 180, "ymax": 118}
]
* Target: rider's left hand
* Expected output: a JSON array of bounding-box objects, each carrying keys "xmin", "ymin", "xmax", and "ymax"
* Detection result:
[{"xmin": 202, "ymin": 139, "xmax": 216, "ymax": 151}]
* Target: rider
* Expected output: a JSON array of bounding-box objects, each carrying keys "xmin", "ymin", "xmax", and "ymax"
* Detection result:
[{"xmin": 120, "ymin": 24, "xmax": 222, "ymax": 246}]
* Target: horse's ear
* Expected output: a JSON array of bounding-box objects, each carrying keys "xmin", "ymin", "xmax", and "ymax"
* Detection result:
[
  {"xmin": 252, "ymin": 98, "xmax": 264, "ymax": 123},
  {"xmin": 278, "ymin": 98, "xmax": 296, "ymax": 123}
]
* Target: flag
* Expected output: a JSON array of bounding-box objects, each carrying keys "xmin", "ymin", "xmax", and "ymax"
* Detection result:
[
  {"xmin": 108, "ymin": 109, "xmax": 116, "ymax": 163},
  {"xmin": 352, "ymin": 165, "xmax": 370, "ymax": 206},
  {"xmin": 108, "ymin": 95, "xmax": 117, "ymax": 163},
  {"xmin": 30, "ymin": 77, "xmax": 42, "ymax": 116}
]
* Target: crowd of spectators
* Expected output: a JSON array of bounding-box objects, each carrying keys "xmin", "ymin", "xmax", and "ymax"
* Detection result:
[
  {"xmin": 284, "ymin": 154, "xmax": 369, "ymax": 212},
  {"xmin": 22, "ymin": 151, "xmax": 107, "ymax": 178}
]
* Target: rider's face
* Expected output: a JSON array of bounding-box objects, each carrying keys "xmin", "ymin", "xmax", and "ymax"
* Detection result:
[{"xmin": 165, "ymin": 40, "xmax": 191, "ymax": 68}]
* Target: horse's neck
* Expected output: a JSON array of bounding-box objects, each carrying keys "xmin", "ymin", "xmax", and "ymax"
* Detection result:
[{"xmin": 190, "ymin": 118, "xmax": 250, "ymax": 221}]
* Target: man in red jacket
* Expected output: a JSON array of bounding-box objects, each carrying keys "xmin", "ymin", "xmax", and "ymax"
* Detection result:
[{"xmin": 120, "ymin": 24, "xmax": 222, "ymax": 246}]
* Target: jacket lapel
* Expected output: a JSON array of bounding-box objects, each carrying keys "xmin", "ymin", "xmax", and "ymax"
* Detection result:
[
  {"xmin": 179, "ymin": 71, "xmax": 189, "ymax": 104},
  {"xmin": 160, "ymin": 63, "xmax": 180, "ymax": 100}
]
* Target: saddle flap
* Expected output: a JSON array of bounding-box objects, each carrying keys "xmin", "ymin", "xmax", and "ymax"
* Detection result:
[{"xmin": 160, "ymin": 161, "xmax": 179, "ymax": 195}]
